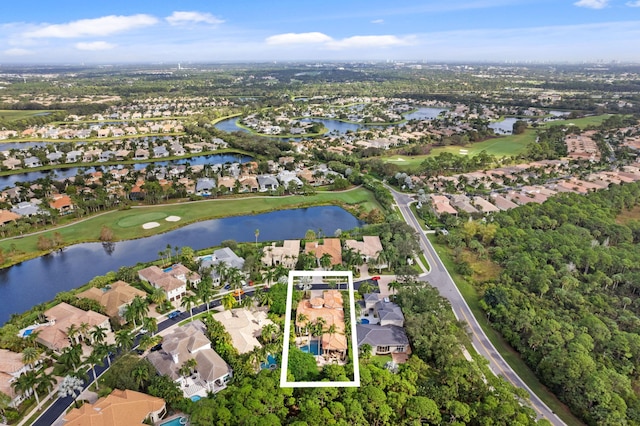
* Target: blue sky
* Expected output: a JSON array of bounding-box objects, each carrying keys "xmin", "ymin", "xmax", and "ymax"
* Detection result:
[{"xmin": 1, "ymin": 0, "xmax": 639, "ymax": 64}]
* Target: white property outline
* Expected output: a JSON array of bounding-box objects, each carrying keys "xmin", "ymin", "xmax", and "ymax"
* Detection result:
[{"xmin": 280, "ymin": 270, "xmax": 361, "ymax": 388}]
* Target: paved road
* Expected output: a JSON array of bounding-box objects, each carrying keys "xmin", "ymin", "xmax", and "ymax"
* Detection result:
[{"xmin": 388, "ymin": 186, "xmax": 565, "ymax": 425}]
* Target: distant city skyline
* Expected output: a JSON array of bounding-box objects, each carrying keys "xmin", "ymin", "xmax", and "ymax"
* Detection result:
[{"xmin": 1, "ymin": 0, "xmax": 640, "ymax": 64}]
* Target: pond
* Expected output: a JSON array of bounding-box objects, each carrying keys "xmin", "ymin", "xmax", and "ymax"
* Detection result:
[
  {"xmin": 488, "ymin": 117, "xmax": 520, "ymax": 135},
  {"xmin": 214, "ymin": 107, "xmax": 451, "ymax": 138},
  {"xmin": 0, "ymin": 206, "xmax": 363, "ymax": 324},
  {"xmin": 0, "ymin": 154, "xmax": 252, "ymax": 190}
]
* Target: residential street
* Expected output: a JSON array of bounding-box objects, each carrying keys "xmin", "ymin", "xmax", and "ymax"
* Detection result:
[{"xmin": 387, "ymin": 185, "xmax": 565, "ymax": 426}]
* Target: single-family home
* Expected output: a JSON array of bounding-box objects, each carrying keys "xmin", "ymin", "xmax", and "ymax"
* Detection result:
[
  {"xmin": 153, "ymin": 146, "xmax": 170, "ymax": 158},
  {"xmin": 66, "ymin": 150, "xmax": 82, "ymax": 163},
  {"xmin": 239, "ymin": 175, "xmax": 259, "ymax": 193},
  {"xmin": 200, "ymin": 248, "xmax": 246, "ymax": 286},
  {"xmin": 0, "ymin": 349, "xmax": 32, "ymax": 407},
  {"xmin": 63, "ymin": 389, "xmax": 166, "ymax": 426},
  {"xmin": 147, "ymin": 321, "xmax": 232, "ymax": 397},
  {"xmin": 305, "ymin": 238, "xmax": 343, "ymax": 266},
  {"xmin": 1, "ymin": 209, "xmax": 24, "ymax": 226},
  {"xmin": 138, "ymin": 264, "xmax": 200, "ymax": 302},
  {"xmin": 344, "ymin": 236, "xmax": 384, "ymax": 264},
  {"xmin": 296, "ymin": 290, "xmax": 347, "ymax": 360},
  {"xmin": 134, "ymin": 149, "xmax": 149, "ymax": 160},
  {"xmin": 34, "ymin": 302, "xmax": 112, "ymax": 352},
  {"xmin": 76, "ymin": 280, "xmax": 146, "ymax": 322},
  {"xmin": 212, "ymin": 309, "xmax": 274, "ymax": 354},
  {"xmin": 2, "ymin": 158, "xmax": 21, "ymax": 170},
  {"xmin": 357, "ymin": 295, "xmax": 410, "ymax": 359},
  {"xmin": 11, "ymin": 201, "xmax": 43, "ymax": 217},
  {"xmin": 49, "ymin": 194, "xmax": 74, "ymax": 215},
  {"xmin": 257, "ymin": 175, "xmax": 279, "ymax": 192},
  {"xmin": 195, "ymin": 178, "xmax": 216, "ymax": 196},
  {"xmin": 261, "ymin": 240, "xmax": 300, "ymax": 269},
  {"xmin": 46, "ymin": 152, "xmax": 63, "ymax": 164},
  {"xmin": 429, "ymin": 194, "xmax": 458, "ymax": 217},
  {"xmin": 23, "ymin": 157, "xmax": 42, "ymax": 168}
]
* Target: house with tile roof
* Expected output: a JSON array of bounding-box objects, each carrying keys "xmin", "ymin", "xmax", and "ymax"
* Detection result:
[
  {"xmin": 0, "ymin": 349, "xmax": 32, "ymax": 407},
  {"xmin": 261, "ymin": 240, "xmax": 300, "ymax": 269},
  {"xmin": 63, "ymin": 389, "xmax": 166, "ymax": 426},
  {"xmin": 147, "ymin": 321, "xmax": 232, "ymax": 397},
  {"xmin": 76, "ymin": 280, "xmax": 146, "ymax": 322},
  {"xmin": 212, "ymin": 309, "xmax": 274, "ymax": 354},
  {"xmin": 344, "ymin": 236, "xmax": 384, "ymax": 264},
  {"xmin": 296, "ymin": 290, "xmax": 347, "ymax": 360},
  {"xmin": 138, "ymin": 264, "xmax": 200, "ymax": 303},
  {"xmin": 49, "ymin": 194, "xmax": 74, "ymax": 215},
  {"xmin": 34, "ymin": 302, "xmax": 112, "ymax": 352},
  {"xmin": 305, "ymin": 238, "xmax": 342, "ymax": 266}
]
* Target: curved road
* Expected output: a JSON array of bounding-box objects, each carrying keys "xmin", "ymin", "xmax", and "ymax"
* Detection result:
[{"xmin": 388, "ymin": 186, "xmax": 564, "ymax": 425}]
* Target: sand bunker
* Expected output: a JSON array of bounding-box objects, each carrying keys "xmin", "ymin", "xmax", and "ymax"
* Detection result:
[
  {"xmin": 391, "ymin": 158, "xmax": 406, "ymax": 162},
  {"xmin": 165, "ymin": 216, "xmax": 181, "ymax": 222},
  {"xmin": 142, "ymin": 222, "xmax": 160, "ymax": 229}
]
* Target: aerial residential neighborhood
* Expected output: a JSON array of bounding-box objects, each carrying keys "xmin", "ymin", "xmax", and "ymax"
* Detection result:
[{"xmin": 0, "ymin": 35, "xmax": 638, "ymax": 426}]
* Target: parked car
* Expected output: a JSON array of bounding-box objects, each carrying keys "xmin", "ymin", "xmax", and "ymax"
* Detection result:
[{"xmin": 168, "ymin": 310, "xmax": 181, "ymax": 319}]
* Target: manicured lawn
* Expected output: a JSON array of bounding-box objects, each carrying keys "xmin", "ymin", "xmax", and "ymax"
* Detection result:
[
  {"xmin": 0, "ymin": 110, "xmax": 56, "ymax": 121},
  {"xmin": 427, "ymin": 234, "xmax": 584, "ymax": 426},
  {"xmin": 382, "ymin": 131, "xmax": 534, "ymax": 170},
  {"xmin": 538, "ymin": 114, "xmax": 612, "ymax": 129},
  {"xmin": 117, "ymin": 212, "xmax": 168, "ymax": 227},
  {"xmin": 0, "ymin": 188, "xmax": 380, "ymax": 264}
]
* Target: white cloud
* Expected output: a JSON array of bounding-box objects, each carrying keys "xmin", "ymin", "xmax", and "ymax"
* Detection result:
[
  {"xmin": 3, "ymin": 48, "xmax": 33, "ymax": 56},
  {"xmin": 166, "ymin": 11, "xmax": 224, "ymax": 26},
  {"xmin": 75, "ymin": 41, "xmax": 116, "ymax": 51},
  {"xmin": 573, "ymin": 0, "xmax": 610, "ymax": 9},
  {"xmin": 23, "ymin": 14, "xmax": 158, "ymax": 38},
  {"xmin": 371, "ymin": 19, "xmax": 384, "ymax": 24},
  {"xmin": 327, "ymin": 35, "xmax": 414, "ymax": 49},
  {"xmin": 626, "ymin": 0, "xmax": 640, "ymax": 6},
  {"xmin": 266, "ymin": 32, "xmax": 333, "ymax": 45}
]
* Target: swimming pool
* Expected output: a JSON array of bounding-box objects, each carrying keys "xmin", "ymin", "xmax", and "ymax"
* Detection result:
[
  {"xmin": 260, "ymin": 354, "xmax": 278, "ymax": 370},
  {"xmin": 159, "ymin": 416, "xmax": 187, "ymax": 426},
  {"xmin": 191, "ymin": 395, "xmax": 201, "ymax": 402},
  {"xmin": 360, "ymin": 318, "xmax": 370, "ymax": 324},
  {"xmin": 300, "ymin": 340, "xmax": 321, "ymax": 356}
]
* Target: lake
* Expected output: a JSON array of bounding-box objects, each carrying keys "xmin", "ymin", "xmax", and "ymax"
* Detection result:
[
  {"xmin": 0, "ymin": 154, "xmax": 252, "ymax": 190},
  {"xmin": 214, "ymin": 107, "xmax": 448, "ymax": 137},
  {"xmin": 489, "ymin": 117, "xmax": 519, "ymax": 135},
  {"xmin": 0, "ymin": 206, "xmax": 363, "ymax": 324}
]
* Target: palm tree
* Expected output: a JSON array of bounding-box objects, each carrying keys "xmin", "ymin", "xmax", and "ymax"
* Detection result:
[
  {"xmin": 12, "ymin": 370, "xmax": 39, "ymax": 404},
  {"xmin": 78, "ymin": 322, "xmax": 91, "ymax": 344},
  {"xmin": 254, "ymin": 228, "xmax": 260, "ymax": 247},
  {"xmin": 58, "ymin": 375, "xmax": 84, "ymax": 407},
  {"xmin": 227, "ymin": 267, "xmax": 244, "ymax": 302},
  {"xmin": 90, "ymin": 325, "xmax": 107, "ymax": 345},
  {"xmin": 149, "ymin": 287, "xmax": 167, "ymax": 306},
  {"xmin": 115, "ymin": 329, "xmax": 134, "ymax": 352},
  {"xmin": 96, "ymin": 343, "xmax": 116, "ymax": 367},
  {"xmin": 359, "ymin": 343, "xmax": 373, "ymax": 362},
  {"xmin": 35, "ymin": 370, "xmax": 56, "ymax": 401},
  {"xmin": 320, "ymin": 253, "xmax": 333, "ymax": 270},
  {"xmin": 138, "ymin": 334, "xmax": 156, "ymax": 351},
  {"xmin": 261, "ymin": 323, "xmax": 279, "ymax": 344},
  {"xmin": 142, "ymin": 316, "xmax": 158, "ymax": 336},
  {"xmin": 22, "ymin": 346, "xmax": 41, "ymax": 368},
  {"xmin": 387, "ymin": 280, "xmax": 401, "ymax": 295},
  {"xmin": 221, "ymin": 293, "xmax": 236, "ymax": 311},
  {"xmin": 56, "ymin": 344, "xmax": 82, "ymax": 374},
  {"xmin": 196, "ymin": 282, "xmax": 215, "ymax": 312},
  {"xmin": 214, "ymin": 262, "xmax": 228, "ymax": 286},
  {"xmin": 240, "ymin": 295, "xmax": 253, "ymax": 310},
  {"xmin": 85, "ymin": 350, "xmax": 103, "ymax": 388},
  {"xmin": 181, "ymin": 293, "xmax": 199, "ymax": 320},
  {"xmin": 66, "ymin": 324, "xmax": 80, "ymax": 346},
  {"xmin": 131, "ymin": 363, "xmax": 150, "ymax": 391}
]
